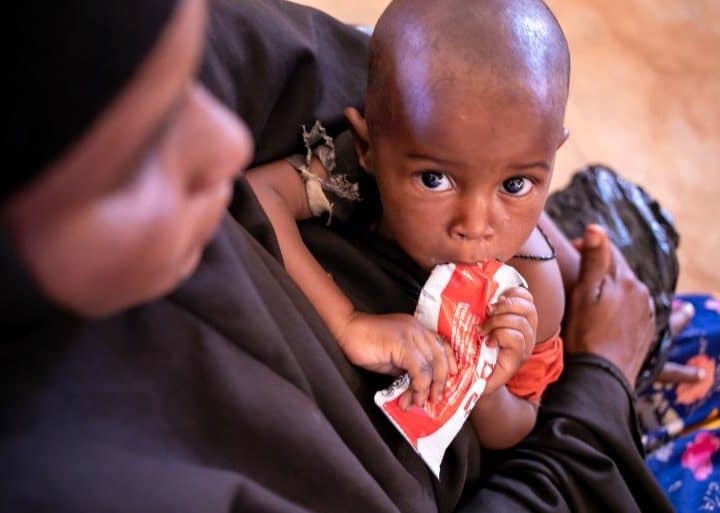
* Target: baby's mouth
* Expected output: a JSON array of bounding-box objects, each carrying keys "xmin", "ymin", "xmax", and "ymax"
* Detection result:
[
  {"xmin": 427, "ymin": 255, "xmax": 497, "ymax": 269},
  {"xmin": 443, "ymin": 249, "xmax": 502, "ymax": 266}
]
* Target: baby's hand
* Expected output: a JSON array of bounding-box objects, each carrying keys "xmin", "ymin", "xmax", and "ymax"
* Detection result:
[
  {"xmin": 480, "ymin": 287, "xmax": 538, "ymax": 395},
  {"xmin": 339, "ymin": 312, "xmax": 458, "ymax": 409}
]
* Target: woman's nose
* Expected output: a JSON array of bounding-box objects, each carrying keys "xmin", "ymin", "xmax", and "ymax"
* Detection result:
[
  {"xmin": 189, "ymin": 84, "xmax": 254, "ymax": 190},
  {"xmin": 225, "ymin": 116, "xmax": 254, "ymax": 179}
]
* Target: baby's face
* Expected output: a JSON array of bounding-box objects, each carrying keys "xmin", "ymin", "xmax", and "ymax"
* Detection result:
[{"xmin": 368, "ymin": 83, "xmax": 566, "ymax": 270}]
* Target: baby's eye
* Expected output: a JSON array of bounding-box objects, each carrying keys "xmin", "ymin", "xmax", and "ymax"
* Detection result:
[
  {"xmin": 501, "ymin": 176, "xmax": 533, "ymax": 196},
  {"xmin": 418, "ymin": 171, "xmax": 453, "ymax": 191}
]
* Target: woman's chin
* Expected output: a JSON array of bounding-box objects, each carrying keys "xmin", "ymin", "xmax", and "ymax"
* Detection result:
[{"xmin": 179, "ymin": 248, "xmax": 203, "ymax": 281}]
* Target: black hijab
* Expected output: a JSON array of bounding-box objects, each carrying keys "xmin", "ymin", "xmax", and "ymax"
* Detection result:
[{"xmin": 5, "ymin": 0, "xmax": 179, "ymax": 202}]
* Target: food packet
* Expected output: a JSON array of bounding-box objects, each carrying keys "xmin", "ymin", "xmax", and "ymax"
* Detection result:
[{"xmin": 374, "ymin": 260, "xmax": 527, "ymax": 478}]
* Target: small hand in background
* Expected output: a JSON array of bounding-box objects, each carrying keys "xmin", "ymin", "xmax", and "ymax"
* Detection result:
[
  {"xmin": 669, "ymin": 299, "xmax": 695, "ymax": 337},
  {"xmin": 655, "ymin": 299, "xmax": 701, "ymax": 384},
  {"xmin": 339, "ymin": 312, "xmax": 457, "ymax": 409},
  {"xmin": 656, "ymin": 362, "xmax": 705, "ymax": 384}
]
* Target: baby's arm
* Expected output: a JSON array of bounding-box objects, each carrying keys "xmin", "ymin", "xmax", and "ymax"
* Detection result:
[
  {"xmin": 471, "ymin": 387, "xmax": 538, "ymax": 449},
  {"xmin": 472, "ymin": 221, "xmax": 570, "ymax": 448},
  {"xmin": 470, "ymin": 287, "xmax": 539, "ymax": 449},
  {"xmin": 247, "ymin": 160, "xmax": 456, "ymax": 407},
  {"xmin": 246, "ymin": 159, "xmax": 356, "ymax": 339}
]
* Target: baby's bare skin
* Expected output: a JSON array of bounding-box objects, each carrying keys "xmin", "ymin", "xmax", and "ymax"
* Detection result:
[{"xmin": 249, "ymin": 0, "xmax": 572, "ymax": 448}]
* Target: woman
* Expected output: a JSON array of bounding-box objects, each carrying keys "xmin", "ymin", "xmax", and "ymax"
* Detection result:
[{"xmin": 1, "ymin": 1, "xmax": 672, "ymax": 512}]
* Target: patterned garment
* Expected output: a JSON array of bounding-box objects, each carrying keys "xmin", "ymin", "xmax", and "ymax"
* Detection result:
[{"xmin": 643, "ymin": 294, "xmax": 720, "ymax": 511}]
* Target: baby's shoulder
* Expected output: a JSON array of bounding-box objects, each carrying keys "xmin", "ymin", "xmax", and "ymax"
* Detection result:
[{"xmin": 508, "ymin": 228, "xmax": 565, "ymax": 342}]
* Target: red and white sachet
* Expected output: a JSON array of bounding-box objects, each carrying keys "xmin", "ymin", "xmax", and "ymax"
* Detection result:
[{"xmin": 374, "ymin": 261, "xmax": 527, "ymax": 478}]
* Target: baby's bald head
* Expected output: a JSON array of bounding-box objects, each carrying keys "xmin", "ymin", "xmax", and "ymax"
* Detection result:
[{"xmin": 365, "ymin": 0, "xmax": 570, "ymax": 137}]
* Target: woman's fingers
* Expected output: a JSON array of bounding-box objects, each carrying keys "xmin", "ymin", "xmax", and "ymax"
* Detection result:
[
  {"xmin": 575, "ymin": 225, "xmax": 614, "ymax": 295},
  {"xmin": 564, "ymin": 227, "xmax": 655, "ymax": 387}
]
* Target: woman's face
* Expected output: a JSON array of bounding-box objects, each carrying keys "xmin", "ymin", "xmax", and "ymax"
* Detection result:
[{"xmin": 2, "ymin": 0, "xmax": 253, "ymax": 316}]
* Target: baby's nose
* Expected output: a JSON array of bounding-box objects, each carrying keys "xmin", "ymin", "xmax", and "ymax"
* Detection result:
[{"xmin": 450, "ymin": 198, "xmax": 494, "ymax": 241}]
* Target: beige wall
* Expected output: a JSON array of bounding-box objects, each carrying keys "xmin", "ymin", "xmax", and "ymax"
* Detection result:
[
  {"xmin": 294, "ymin": 0, "xmax": 720, "ymax": 292},
  {"xmin": 294, "ymin": 0, "xmax": 387, "ymax": 25}
]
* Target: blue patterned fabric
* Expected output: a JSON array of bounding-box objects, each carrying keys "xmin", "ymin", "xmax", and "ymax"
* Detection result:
[
  {"xmin": 642, "ymin": 294, "xmax": 720, "ymax": 512},
  {"xmin": 647, "ymin": 428, "xmax": 720, "ymax": 512}
]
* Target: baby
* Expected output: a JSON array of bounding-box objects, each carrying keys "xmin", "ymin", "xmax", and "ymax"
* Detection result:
[{"xmin": 248, "ymin": 0, "xmax": 572, "ymax": 448}]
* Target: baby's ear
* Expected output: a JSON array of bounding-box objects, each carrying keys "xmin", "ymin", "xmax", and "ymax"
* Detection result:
[
  {"xmin": 558, "ymin": 127, "xmax": 570, "ymax": 149},
  {"xmin": 344, "ymin": 107, "xmax": 372, "ymax": 173}
]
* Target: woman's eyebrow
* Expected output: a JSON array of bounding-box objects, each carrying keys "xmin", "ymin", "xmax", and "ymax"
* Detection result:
[
  {"xmin": 113, "ymin": 90, "xmax": 188, "ymax": 188},
  {"xmin": 143, "ymin": 92, "xmax": 186, "ymax": 154}
]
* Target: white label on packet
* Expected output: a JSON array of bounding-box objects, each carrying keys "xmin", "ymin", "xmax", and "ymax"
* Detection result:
[{"xmin": 374, "ymin": 261, "xmax": 527, "ymax": 479}]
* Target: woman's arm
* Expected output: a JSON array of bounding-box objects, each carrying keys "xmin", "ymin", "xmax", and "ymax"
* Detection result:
[
  {"xmin": 206, "ymin": 4, "xmax": 671, "ymax": 509},
  {"xmin": 462, "ymin": 356, "xmax": 672, "ymax": 513},
  {"xmin": 459, "ymin": 226, "xmax": 673, "ymax": 513},
  {"xmin": 201, "ymin": 0, "xmax": 369, "ymax": 167}
]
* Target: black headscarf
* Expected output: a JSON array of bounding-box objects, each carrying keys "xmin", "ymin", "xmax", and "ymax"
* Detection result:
[{"xmin": 4, "ymin": 0, "xmax": 180, "ymax": 202}]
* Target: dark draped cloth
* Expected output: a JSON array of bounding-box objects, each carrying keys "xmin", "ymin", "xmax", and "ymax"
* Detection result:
[{"xmin": 1, "ymin": 1, "xmax": 673, "ymax": 512}]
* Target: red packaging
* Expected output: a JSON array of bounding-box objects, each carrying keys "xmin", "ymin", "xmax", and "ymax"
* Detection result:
[{"xmin": 374, "ymin": 261, "xmax": 526, "ymax": 478}]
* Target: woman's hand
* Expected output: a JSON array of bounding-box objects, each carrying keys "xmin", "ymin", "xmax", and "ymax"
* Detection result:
[{"xmin": 563, "ymin": 225, "xmax": 655, "ymax": 388}]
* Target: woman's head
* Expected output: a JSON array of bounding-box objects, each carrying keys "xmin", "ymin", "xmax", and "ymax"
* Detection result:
[{"xmin": 2, "ymin": 0, "xmax": 253, "ymax": 316}]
